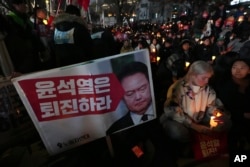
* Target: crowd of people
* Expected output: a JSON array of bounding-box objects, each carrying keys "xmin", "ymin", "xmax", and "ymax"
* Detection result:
[{"xmin": 0, "ymin": 0, "xmax": 250, "ymax": 166}]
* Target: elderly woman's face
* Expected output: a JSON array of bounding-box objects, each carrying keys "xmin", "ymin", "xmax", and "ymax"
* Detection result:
[{"xmin": 192, "ymin": 72, "xmax": 212, "ymax": 87}]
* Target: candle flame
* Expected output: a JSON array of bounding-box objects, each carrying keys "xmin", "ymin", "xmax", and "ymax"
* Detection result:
[
  {"xmin": 212, "ymin": 56, "xmax": 216, "ymax": 61},
  {"xmin": 210, "ymin": 116, "xmax": 217, "ymax": 128},
  {"xmin": 216, "ymin": 112, "xmax": 222, "ymax": 117}
]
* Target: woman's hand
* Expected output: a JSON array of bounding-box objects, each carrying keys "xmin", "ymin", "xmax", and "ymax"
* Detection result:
[
  {"xmin": 211, "ymin": 112, "xmax": 232, "ymax": 132},
  {"xmin": 212, "ymin": 112, "xmax": 230, "ymax": 124}
]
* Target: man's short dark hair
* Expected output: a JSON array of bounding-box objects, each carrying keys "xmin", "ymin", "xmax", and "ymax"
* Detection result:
[{"xmin": 117, "ymin": 61, "xmax": 149, "ymax": 82}]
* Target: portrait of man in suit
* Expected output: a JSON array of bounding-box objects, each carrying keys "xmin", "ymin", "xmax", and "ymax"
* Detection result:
[{"xmin": 106, "ymin": 61, "xmax": 155, "ymax": 135}]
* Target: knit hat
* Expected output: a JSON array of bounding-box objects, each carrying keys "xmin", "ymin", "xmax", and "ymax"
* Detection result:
[
  {"xmin": 217, "ymin": 36, "xmax": 225, "ymax": 42},
  {"xmin": 180, "ymin": 39, "xmax": 192, "ymax": 46}
]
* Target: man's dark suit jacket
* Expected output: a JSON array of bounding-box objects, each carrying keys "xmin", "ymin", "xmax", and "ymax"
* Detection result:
[
  {"xmin": 106, "ymin": 112, "xmax": 134, "ymax": 135},
  {"xmin": 105, "ymin": 112, "xmax": 174, "ymax": 167}
]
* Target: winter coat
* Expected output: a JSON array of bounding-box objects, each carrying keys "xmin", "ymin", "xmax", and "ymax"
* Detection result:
[
  {"xmin": 4, "ymin": 11, "xmax": 44, "ymax": 73},
  {"xmin": 52, "ymin": 13, "xmax": 93, "ymax": 67}
]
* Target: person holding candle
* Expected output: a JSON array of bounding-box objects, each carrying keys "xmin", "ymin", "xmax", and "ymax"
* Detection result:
[
  {"xmin": 165, "ymin": 39, "xmax": 196, "ymax": 81},
  {"xmin": 193, "ymin": 36, "xmax": 214, "ymax": 64},
  {"xmin": 160, "ymin": 60, "xmax": 231, "ymax": 156},
  {"xmin": 150, "ymin": 38, "xmax": 161, "ymax": 54}
]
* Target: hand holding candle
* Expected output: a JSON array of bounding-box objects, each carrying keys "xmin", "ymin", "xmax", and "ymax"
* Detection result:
[
  {"xmin": 210, "ymin": 111, "xmax": 223, "ymax": 128},
  {"xmin": 210, "ymin": 116, "xmax": 218, "ymax": 128}
]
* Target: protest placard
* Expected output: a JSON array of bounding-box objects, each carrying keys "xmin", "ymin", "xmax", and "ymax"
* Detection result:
[{"xmin": 12, "ymin": 49, "xmax": 156, "ymax": 155}]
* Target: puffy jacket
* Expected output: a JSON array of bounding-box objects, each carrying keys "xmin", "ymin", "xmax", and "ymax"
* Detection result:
[{"xmin": 52, "ymin": 13, "xmax": 93, "ymax": 67}]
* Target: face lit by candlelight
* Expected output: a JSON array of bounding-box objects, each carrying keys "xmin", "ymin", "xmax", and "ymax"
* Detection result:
[{"xmin": 192, "ymin": 72, "xmax": 212, "ymax": 87}]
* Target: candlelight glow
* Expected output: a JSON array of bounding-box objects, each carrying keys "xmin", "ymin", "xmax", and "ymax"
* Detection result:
[
  {"xmin": 43, "ymin": 19, "xmax": 48, "ymax": 25},
  {"xmin": 185, "ymin": 61, "xmax": 190, "ymax": 68},
  {"xmin": 151, "ymin": 48, "xmax": 156, "ymax": 53},
  {"xmin": 210, "ymin": 116, "xmax": 217, "ymax": 128},
  {"xmin": 216, "ymin": 112, "xmax": 222, "ymax": 117},
  {"xmin": 212, "ymin": 56, "xmax": 216, "ymax": 61},
  {"xmin": 210, "ymin": 112, "xmax": 221, "ymax": 128},
  {"xmin": 238, "ymin": 16, "xmax": 244, "ymax": 22},
  {"xmin": 157, "ymin": 56, "xmax": 160, "ymax": 62}
]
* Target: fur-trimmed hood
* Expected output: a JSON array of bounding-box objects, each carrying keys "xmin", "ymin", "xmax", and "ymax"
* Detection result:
[{"xmin": 53, "ymin": 13, "xmax": 88, "ymax": 29}]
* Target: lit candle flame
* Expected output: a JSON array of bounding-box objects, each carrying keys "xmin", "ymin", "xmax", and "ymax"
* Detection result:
[
  {"xmin": 157, "ymin": 56, "xmax": 160, "ymax": 63},
  {"xmin": 152, "ymin": 48, "xmax": 156, "ymax": 53},
  {"xmin": 210, "ymin": 112, "xmax": 222, "ymax": 128},
  {"xmin": 216, "ymin": 112, "xmax": 222, "ymax": 117},
  {"xmin": 210, "ymin": 116, "xmax": 217, "ymax": 128},
  {"xmin": 212, "ymin": 56, "xmax": 216, "ymax": 61}
]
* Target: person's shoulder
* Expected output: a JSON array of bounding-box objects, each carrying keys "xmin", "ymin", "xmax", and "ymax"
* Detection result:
[{"xmin": 167, "ymin": 79, "xmax": 183, "ymax": 94}]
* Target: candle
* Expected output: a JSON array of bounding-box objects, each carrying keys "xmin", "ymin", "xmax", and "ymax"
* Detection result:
[
  {"xmin": 157, "ymin": 56, "xmax": 161, "ymax": 63},
  {"xmin": 210, "ymin": 116, "xmax": 218, "ymax": 128},
  {"xmin": 216, "ymin": 112, "xmax": 222, "ymax": 117},
  {"xmin": 185, "ymin": 61, "xmax": 190, "ymax": 68},
  {"xmin": 152, "ymin": 48, "xmax": 156, "ymax": 53},
  {"xmin": 212, "ymin": 56, "xmax": 216, "ymax": 61}
]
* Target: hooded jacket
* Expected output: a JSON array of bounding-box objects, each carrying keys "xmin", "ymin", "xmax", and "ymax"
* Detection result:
[{"xmin": 52, "ymin": 13, "xmax": 93, "ymax": 67}]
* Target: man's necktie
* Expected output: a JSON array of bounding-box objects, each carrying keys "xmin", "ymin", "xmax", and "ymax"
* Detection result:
[{"xmin": 141, "ymin": 114, "xmax": 148, "ymax": 121}]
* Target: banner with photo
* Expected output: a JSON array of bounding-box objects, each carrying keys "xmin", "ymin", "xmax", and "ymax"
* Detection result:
[{"xmin": 11, "ymin": 49, "xmax": 156, "ymax": 155}]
